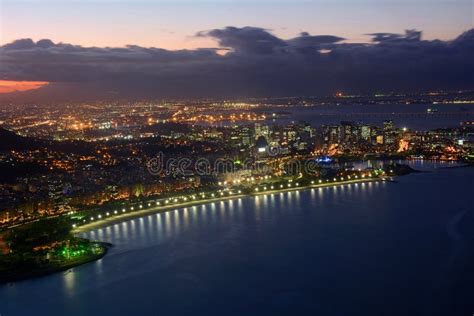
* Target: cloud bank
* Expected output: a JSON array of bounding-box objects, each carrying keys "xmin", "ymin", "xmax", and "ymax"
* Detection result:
[{"xmin": 1, "ymin": 26, "xmax": 473, "ymax": 99}]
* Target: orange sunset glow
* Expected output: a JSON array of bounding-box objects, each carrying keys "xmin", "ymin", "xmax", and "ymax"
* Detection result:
[{"xmin": 0, "ymin": 80, "xmax": 49, "ymax": 94}]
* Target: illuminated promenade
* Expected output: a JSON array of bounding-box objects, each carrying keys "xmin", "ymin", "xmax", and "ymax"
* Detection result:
[{"xmin": 73, "ymin": 177, "xmax": 383, "ymax": 234}]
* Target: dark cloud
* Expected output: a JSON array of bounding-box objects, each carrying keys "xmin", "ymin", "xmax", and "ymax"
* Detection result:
[
  {"xmin": 288, "ymin": 33, "xmax": 345, "ymax": 49},
  {"xmin": 0, "ymin": 27, "xmax": 473, "ymax": 99},
  {"xmin": 368, "ymin": 29, "xmax": 422, "ymax": 43},
  {"xmin": 197, "ymin": 26, "xmax": 286, "ymax": 54}
]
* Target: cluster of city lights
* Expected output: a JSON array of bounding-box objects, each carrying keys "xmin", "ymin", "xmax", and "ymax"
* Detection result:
[{"xmin": 218, "ymin": 175, "xmax": 272, "ymax": 186}]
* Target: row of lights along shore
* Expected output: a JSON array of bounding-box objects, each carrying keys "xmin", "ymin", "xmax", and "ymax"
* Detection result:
[
  {"xmin": 73, "ymin": 173, "xmax": 373, "ymax": 228},
  {"xmin": 74, "ymin": 190, "xmax": 244, "ymax": 228}
]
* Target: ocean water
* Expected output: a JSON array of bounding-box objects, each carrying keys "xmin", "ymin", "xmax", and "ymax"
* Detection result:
[
  {"xmin": 272, "ymin": 103, "xmax": 474, "ymax": 130},
  {"xmin": 1, "ymin": 163, "xmax": 473, "ymax": 316}
]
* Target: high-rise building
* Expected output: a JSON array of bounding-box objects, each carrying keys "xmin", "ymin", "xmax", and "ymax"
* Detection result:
[
  {"xmin": 383, "ymin": 120, "xmax": 396, "ymax": 144},
  {"xmin": 341, "ymin": 121, "xmax": 358, "ymax": 144},
  {"xmin": 239, "ymin": 127, "xmax": 252, "ymax": 147},
  {"xmin": 254, "ymin": 123, "xmax": 262, "ymax": 139},
  {"xmin": 254, "ymin": 123, "xmax": 270, "ymax": 141},
  {"xmin": 361, "ymin": 125, "xmax": 372, "ymax": 141},
  {"xmin": 322, "ymin": 125, "xmax": 340, "ymax": 145}
]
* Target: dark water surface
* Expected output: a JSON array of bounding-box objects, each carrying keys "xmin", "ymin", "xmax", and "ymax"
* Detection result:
[
  {"xmin": 274, "ymin": 103, "xmax": 474, "ymax": 130},
  {"xmin": 1, "ymin": 163, "xmax": 474, "ymax": 316}
]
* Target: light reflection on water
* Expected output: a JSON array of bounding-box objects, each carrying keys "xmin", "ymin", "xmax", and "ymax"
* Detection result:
[
  {"xmin": 351, "ymin": 159, "xmax": 467, "ymax": 171},
  {"xmin": 86, "ymin": 181, "xmax": 380, "ymax": 247},
  {"xmin": 62, "ymin": 270, "xmax": 76, "ymax": 297},
  {"xmin": 2, "ymin": 166, "xmax": 473, "ymax": 316}
]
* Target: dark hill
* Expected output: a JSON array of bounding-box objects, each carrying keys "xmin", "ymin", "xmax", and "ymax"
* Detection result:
[
  {"xmin": 0, "ymin": 128, "xmax": 47, "ymax": 151},
  {"xmin": 0, "ymin": 128, "xmax": 95, "ymax": 155}
]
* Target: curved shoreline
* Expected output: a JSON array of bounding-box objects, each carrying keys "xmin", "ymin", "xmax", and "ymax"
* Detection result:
[{"xmin": 73, "ymin": 178, "xmax": 383, "ymax": 234}]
